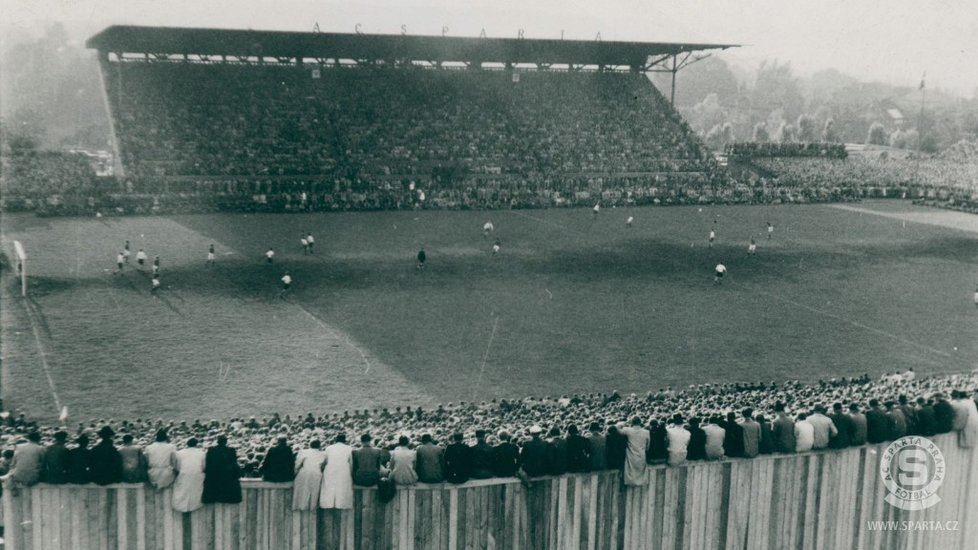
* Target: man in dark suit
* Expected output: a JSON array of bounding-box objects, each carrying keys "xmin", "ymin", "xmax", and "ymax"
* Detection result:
[
  {"xmin": 756, "ymin": 414, "xmax": 775, "ymax": 454},
  {"xmin": 88, "ymin": 426, "xmax": 123, "ymax": 486},
  {"xmin": 546, "ymin": 427, "xmax": 568, "ymax": 476},
  {"xmin": 885, "ymin": 401, "xmax": 908, "ymax": 441},
  {"xmin": 66, "ymin": 434, "xmax": 93, "ymax": 484},
  {"xmin": 915, "ymin": 397, "xmax": 938, "ymax": 436},
  {"xmin": 933, "ymin": 393, "xmax": 955, "ymax": 434},
  {"xmin": 42, "ymin": 431, "xmax": 71, "ymax": 484},
  {"xmin": 772, "ymin": 403, "xmax": 796, "ymax": 453},
  {"xmin": 865, "ymin": 399, "xmax": 889, "ymax": 443},
  {"xmin": 352, "ymin": 434, "xmax": 390, "ymax": 487},
  {"xmin": 898, "ymin": 395, "xmax": 918, "ymax": 435},
  {"xmin": 686, "ymin": 418, "xmax": 707, "ymax": 460},
  {"xmin": 490, "ymin": 431, "xmax": 520, "ymax": 478},
  {"xmin": 519, "ymin": 426, "xmax": 549, "ymax": 478},
  {"xmin": 828, "ymin": 403, "xmax": 852, "ymax": 449},
  {"xmin": 202, "ymin": 435, "xmax": 242, "ymax": 503},
  {"xmin": 586, "ymin": 423, "xmax": 608, "ymax": 471},
  {"xmin": 723, "ymin": 412, "xmax": 745, "ymax": 458},
  {"xmin": 443, "ymin": 432, "xmax": 472, "ymax": 484},
  {"xmin": 259, "ymin": 436, "xmax": 295, "ymax": 482},
  {"xmin": 605, "ymin": 425, "xmax": 627, "ymax": 470},
  {"xmin": 647, "ymin": 419, "xmax": 670, "ymax": 464},
  {"xmin": 416, "ymin": 434, "xmax": 445, "ymax": 483},
  {"xmin": 848, "ymin": 403, "xmax": 868, "ymax": 445},
  {"xmin": 469, "ymin": 430, "xmax": 494, "ymax": 479},
  {"xmin": 565, "ymin": 425, "xmax": 590, "ymax": 473}
]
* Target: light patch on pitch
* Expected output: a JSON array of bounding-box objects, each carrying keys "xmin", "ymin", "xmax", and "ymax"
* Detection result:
[{"xmin": 828, "ymin": 204, "xmax": 978, "ymax": 234}]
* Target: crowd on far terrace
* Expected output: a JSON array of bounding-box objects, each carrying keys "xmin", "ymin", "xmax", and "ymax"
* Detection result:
[{"xmin": 1, "ymin": 371, "xmax": 976, "ymax": 514}]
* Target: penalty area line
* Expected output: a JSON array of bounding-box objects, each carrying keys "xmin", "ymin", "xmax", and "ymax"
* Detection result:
[
  {"xmin": 291, "ymin": 302, "xmax": 373, "ymax": 374},
  {"xmin": 472, "ymin": 315, "xmax": 500, "ymax": 402},
  {"xmin": 21, "ymin": 299, "xmax": 64, "ymax": 416}
]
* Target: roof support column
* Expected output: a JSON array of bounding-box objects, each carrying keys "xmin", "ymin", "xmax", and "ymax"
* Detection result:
[{"xmin": 670, "ymin": 54, "xmax": 677, "ymax": 105}]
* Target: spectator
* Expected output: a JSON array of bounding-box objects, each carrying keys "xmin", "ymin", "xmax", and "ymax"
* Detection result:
[
  {"xmin": 172, "ymin": 438, "xmax": 205, "ymax": 512},
  {"xmin": 740, "ymin": 409, "xmax": 761, "ymax": 458},
  {"xmin": 293, "ymin": 440, "xmax": 326, "ymax": 511},
  {"xmin": 202, "ymin": 435, "xmax": 242, "ymax": 504},
  {"xmin": 586, "ymin": 423, "xmax": 608, "ymax": 471},
  {"xmin": 848, "ymin": 404, "xmax": 868, "ymax": 446},
  {"xmin": 519, "ymin": 426, "xmax": 549, "ymax": 478},
  {"xmin": 260, "ymin": 436, "xmax": 296, "ymax": 482},
  {"xmin": 469, "ymin": 430, "xmax": 494, "ymax": 479},
  {"xmin": 320, "ymin": 434, "xmax": 354, "ymax": 510},
  {"xmin": 546, "ymin": 427, "xmax": 568, "ymax": 477},
  {"xmin": 807, "ymin": 405, "xmax": 837, "ymax": 450},
  {"xmin": 647, "ymin": 419, "xmax": 669, "ymax": 465},
  {"xmin": 444, "ymin": 432, "xmax": 473, "ymax": 484},
  {"xmin": 9, "ymin": 431, "xmax": 45, "ymax": 487},
  {"xmin": 772, "ymin": 403, "xmax": 796, "ymax": 453},
  {"xmin": 827, "ymin": 403, "xmax": 851, "ymax": 449},
  {"xmin": 934, "ymin": 393, "xmax": 955, "ymax": 434},
  {"xmin": 885, "ymin": 402, "xmax": 908, "ymax": 441},
  {"xmin": 89, "ymin": 426, "xmax": 123, "ymax": 485},
  {"xmin": 388, "ymin": 436, "xmax": 419, "ymax": 485},
  {"xmin": 686, "ymin": 418, "xmax": 707, "ymax": 461},
  {"xmin": 565, "ymin": 424, "xmax": 591, "ymax": 473},
  {"xmin": 491, "ymin": 430, "xmax": 520, "ymax": 478},
  {"xmin": 865, "ymin": 399, "xmax": 889, "ymax": 443},
  {"xmin": 41, "ymin": 431, "xmax": 71, "ymax": 484},
  {"xmin": 619, "ymin": 417, "xmax": 650, "ymax": 486},
  {"xmin": 703, "ymin": 417, "xmax": 726, "ymax": 460},
  {"xmin": 723, "ymin": 412, "xmax": 745, "ymax": 458},
  {"xmin": 416, "ymin": 433, "xmax": 446, "ymax": 483},
  {"xmin": 954, "ymin": 391, "xmax": 978, "ymax": 448},
  {"xmin": 605, "ymin": 424, "xmax": 627, "ymax": 470},
  {"xmin": 915, "ymin": 398, "xmax": 938, "ymax": 437},
  {"xmin": 66, "ymin": 434, "xmax": 93, "ymax": 484},
  {"xmin": 756, "ymin": 414, "xmax": 775, "ymax": 455},
  {"xmin": 665, "ymin": 416, "xmax": 691, "ymax": 467},
  {"xmin": 351, "ymin": 434, "xmax": 389, "ymax": 487},
  {"xmin": 144, "ymin": 429, "xmax": 177, "ymax": 489},
  {"xmin": 119, "ymin": 433, "xmax": 148, "ymax": 483},
  {"xmin": 794, "ymin": 413, "xmax": 815, "ymax": 453},
  {"xmin": 898, "ymin": 395, "xmax": 918, "ymax": 436}
]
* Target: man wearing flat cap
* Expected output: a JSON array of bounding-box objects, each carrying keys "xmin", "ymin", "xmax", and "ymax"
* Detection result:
[{"xmin": 42, "ymin": 431, "xmax": 71, "ymax": 484}]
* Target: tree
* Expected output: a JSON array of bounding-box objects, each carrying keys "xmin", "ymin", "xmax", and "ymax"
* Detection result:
[
  {"xmin": 796, "ymin": 114, "xmax": 817, "ymax": 142},
  {"xmin": 822, "ymin": 119, "xmax": 839, "ymax": 142},
  {"xmin": 753, "ymin": 122, "xmax": 770, "ymax": 142},
  {"xmin": 752, "ymin": 61, "xmax": 805, "ymax": 123},
  {"xmin": 688, "ymin": 93, "xmax": 725, "ymax": 134},
  {"xmin": 779, "ymin": 124, "xmax": 797, "ymax": 143},
  {"xmin": 889, "ymin": 128, "xmax": 918, "ymax": 149},
  {"xmin": 867, "ymin": 122, "xmax": 888, "ymax": 145}
]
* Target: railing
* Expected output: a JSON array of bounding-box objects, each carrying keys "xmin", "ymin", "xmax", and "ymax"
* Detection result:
[{"xmin": 3, "ymin": 433, "xmax": 976, "ymax": 549}]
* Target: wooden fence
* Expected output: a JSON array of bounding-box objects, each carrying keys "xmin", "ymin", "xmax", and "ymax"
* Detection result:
[{"xmin": 3, "ymin": 433, "xmax": 976, "ymax": 549}]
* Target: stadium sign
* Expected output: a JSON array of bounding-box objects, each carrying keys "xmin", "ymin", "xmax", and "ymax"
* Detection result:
[{"xmin": 879, "ymin": 436, "xmax": 945, "ymax": 511}]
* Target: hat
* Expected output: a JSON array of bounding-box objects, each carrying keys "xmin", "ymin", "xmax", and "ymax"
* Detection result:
[
  {"xmin": 529, "ymin": 425, "xmax": 543, "ymax": 434},
  {"xmin": 97, "ymin": 425, "xmax": 115, "ymax": 439}
]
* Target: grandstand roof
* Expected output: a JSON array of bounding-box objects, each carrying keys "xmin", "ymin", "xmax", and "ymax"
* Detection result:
[{"xmin": 86, "ymin": 26, "xmax": 736, "ymax": 67}]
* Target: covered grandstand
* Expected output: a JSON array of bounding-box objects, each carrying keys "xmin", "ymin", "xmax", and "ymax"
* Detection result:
[{"xmin": 85, "ymin": 26, "xmax": 735, "ymax": 210}]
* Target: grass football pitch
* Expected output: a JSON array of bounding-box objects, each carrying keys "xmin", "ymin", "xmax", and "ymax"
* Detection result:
[{"xmin": 1, "ymin": 201, "xmax": 976, "ymax": 422}]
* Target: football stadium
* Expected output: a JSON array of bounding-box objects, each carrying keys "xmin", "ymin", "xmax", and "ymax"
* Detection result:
[{"xmin": 0, "ymin": 19, "xmax": 977, "ymax": 550}]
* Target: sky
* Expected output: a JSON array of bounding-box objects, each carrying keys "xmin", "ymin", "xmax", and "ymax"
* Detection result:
[{"xmin": 2, "ymin": 0, "xmax": 976, "ymax": 95}]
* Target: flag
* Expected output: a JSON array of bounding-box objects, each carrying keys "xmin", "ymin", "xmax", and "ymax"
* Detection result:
[{"xmin": 59, "ymin": 406, "xmax": 68, "ymax": 422}]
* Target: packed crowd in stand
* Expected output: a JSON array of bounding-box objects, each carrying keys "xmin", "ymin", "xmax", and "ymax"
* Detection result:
[
  {"xmin": 2, "ymin": 372, "xmax": 976, "ymax": 513},
  {"xmin": 725, "ymin": 142, "xmax": 848, "ymax": 159}
]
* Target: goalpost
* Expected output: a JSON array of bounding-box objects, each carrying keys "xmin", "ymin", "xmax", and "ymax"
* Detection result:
[{"xmin": 13, "ymin": 240, "xmax": 27, "ymax": 297}]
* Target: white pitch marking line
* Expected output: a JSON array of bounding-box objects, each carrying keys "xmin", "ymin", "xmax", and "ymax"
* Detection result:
[
  {"xmin": 22, "ymin": 300, "xmax": 64, "ymax": 415},
  {"xmin": 472, "ymin": 315, "xmax": 500, "ymax": 401},
  {"xmin": 294, "ymin": 303, "xmax": 372, "ymax": 374}
]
